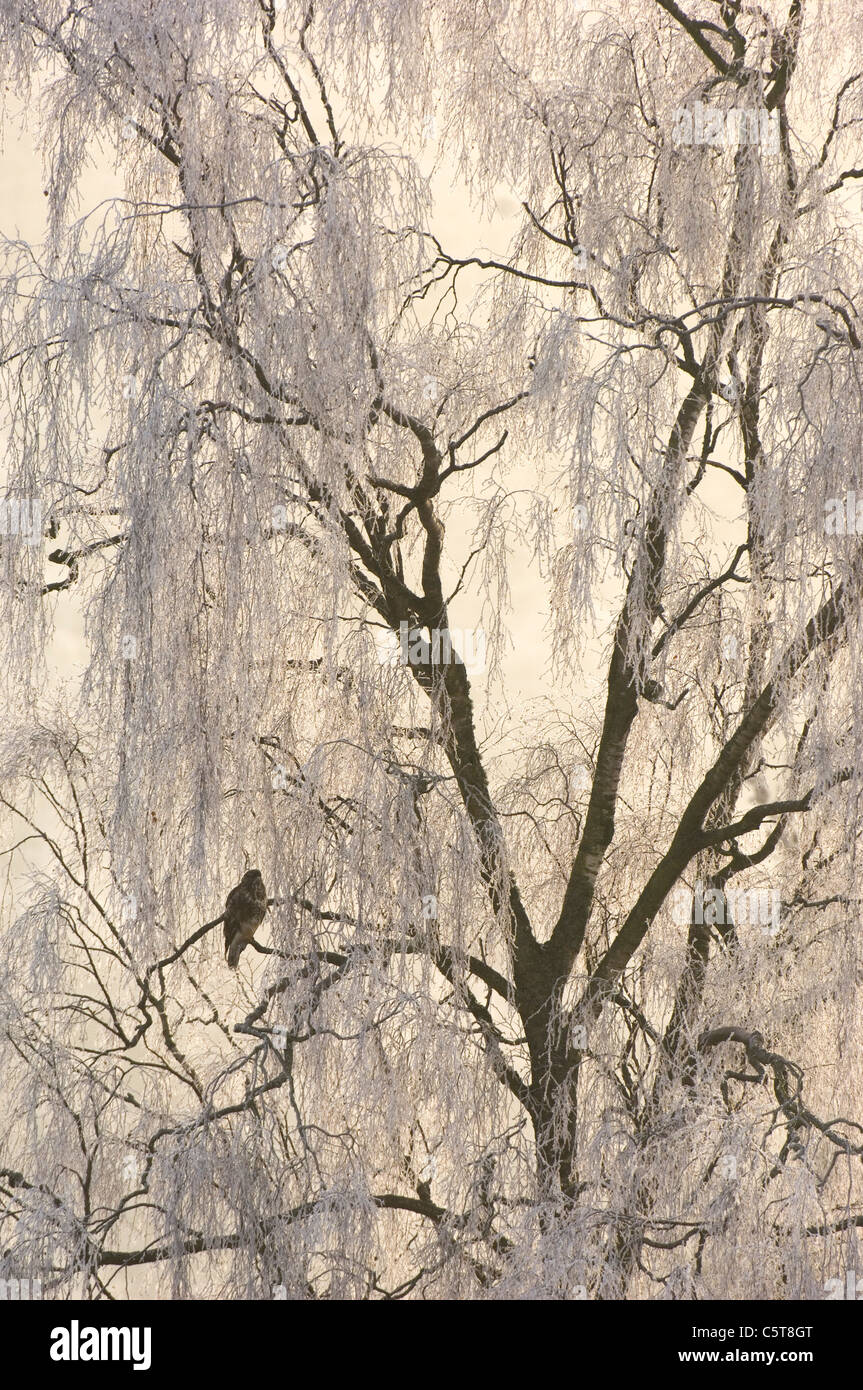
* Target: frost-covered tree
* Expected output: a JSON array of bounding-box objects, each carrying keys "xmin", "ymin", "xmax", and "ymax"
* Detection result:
[{"xmin": 1, "ymin": 0, "xmax": 862, "ymax": 1300}]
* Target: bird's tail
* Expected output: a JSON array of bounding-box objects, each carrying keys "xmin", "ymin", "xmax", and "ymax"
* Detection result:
[{"xmin": 226, "ymin": 939, "xmax": 244, "ymax": 969}]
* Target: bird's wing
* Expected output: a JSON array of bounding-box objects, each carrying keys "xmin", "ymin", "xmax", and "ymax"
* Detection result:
[
  {"xmin": 223, "ymin": 884, "xmax": 246, "ymax": 954},
  {"xmin": 223, "ymin": 910, "xmax": 237, "ymax": 955},
  {"xmin": 225, "ymin": 883, "xmax": 244, "ymax": 913}
]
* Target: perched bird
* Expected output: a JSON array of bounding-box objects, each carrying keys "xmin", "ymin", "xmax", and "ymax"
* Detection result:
[{"xmin": 223, "ymin": 869, "xmax": 268, "ymax": 968}]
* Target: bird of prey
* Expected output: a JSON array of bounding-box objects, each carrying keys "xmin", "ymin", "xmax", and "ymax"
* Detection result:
[{"xmin": 223, "ymin": 869, "xmax": 268, "ymax": 968}]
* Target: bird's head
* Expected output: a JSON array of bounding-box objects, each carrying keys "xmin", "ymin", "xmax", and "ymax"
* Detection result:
[{"xmin": 243, "ymin": 868, "xmax": 262, "ymax": 882}]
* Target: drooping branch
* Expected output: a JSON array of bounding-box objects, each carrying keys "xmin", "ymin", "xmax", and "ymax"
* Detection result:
[{"xmin": 578, "ymin": 565, "xmax": 863, "ymax": 1019}]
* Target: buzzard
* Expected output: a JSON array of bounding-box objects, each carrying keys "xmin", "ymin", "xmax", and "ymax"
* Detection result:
[{"xmin": 223, "ymin": 869, "xmax": 268, "ymax": 968}]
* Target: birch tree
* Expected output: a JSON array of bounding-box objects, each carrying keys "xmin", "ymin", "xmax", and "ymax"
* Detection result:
[{"xmin": 1, "ymin": 0, "xmax": 862, "ymax": 1299}]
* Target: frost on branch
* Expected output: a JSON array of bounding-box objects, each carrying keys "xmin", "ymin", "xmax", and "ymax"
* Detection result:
[{"xmin": 0, "ymin": 0, "xmax": 862, "ymax": 1299}]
